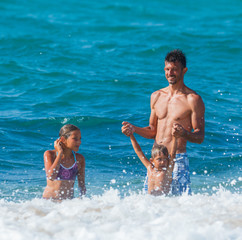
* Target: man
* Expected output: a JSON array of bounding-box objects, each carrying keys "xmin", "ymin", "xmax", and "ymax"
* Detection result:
[{"xmin": 122, "ymin": 49, "xmax": 205, "ymax": 195}]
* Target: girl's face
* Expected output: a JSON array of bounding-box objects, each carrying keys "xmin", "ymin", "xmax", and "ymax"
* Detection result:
[{"xmin": 63, "ymin": 130, "xmax": 82, "ymax": 152}]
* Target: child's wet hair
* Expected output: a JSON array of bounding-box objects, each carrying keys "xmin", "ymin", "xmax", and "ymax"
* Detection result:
[
  {"xmin": 151, "ymin": 144, "xmax": 168, "ymax": 158},
  {"xmin": 59, "ymin": 124, "xmax": 80, "ymax": 139}
]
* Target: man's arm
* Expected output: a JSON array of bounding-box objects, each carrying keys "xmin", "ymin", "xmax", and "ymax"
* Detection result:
[
  {"xmin": 186, "ymin": 94, "xmax": 205, "ymax": 143},
  {"xmin": 130, "ymin": 134, "xmax": 151, "ymax": 169},
  {"xmin": 173, "ymin": 94, "xmax": 205, "ymax": 144},
  {"xmin": 122, "ymin": 92, "xmax": 159, "ymax": 139}
]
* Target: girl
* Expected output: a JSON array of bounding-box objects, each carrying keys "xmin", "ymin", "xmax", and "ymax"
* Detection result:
[{"xmin": 43, "ymin": 124, "xmax": 86, "ymax": 200}]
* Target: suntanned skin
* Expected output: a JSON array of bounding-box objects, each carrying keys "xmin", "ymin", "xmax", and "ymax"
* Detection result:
[
  {"xmin": 43, "ymin": 130, "xmax": 86, "ymax": 200},
  {"xmin": 122, "ymin": 61, "xmax": 205, "ymax": 153},
  {"xmin": 130, "ymin": 134, "xmax": 177, "ymax": 196}
]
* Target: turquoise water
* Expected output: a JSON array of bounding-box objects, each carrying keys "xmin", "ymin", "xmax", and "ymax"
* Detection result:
[
  {"xmin": 0, "ymin": 0, "xmax": 241, "ymax": 200},
  {"xmin": 0, "ymin": 1, "xmax": 242, "ymax": 239}
]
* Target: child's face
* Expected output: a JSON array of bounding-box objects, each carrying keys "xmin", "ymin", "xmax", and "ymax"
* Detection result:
[
  {"xmin": 62, "ymin": 130, "xmax": 82, "ymax": 152},
  {"xmin": 152, "ymin": 152, "xmax": 169, "ymax": 169}
]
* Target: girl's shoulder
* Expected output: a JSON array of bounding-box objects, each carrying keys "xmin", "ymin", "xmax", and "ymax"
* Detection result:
[
  {"xmin": 44, "ymin": 149, "xmax": 56, "ymax": 158},
  {"xmin": 75, "ymin": 152, "xmax": 85, "ymax": 163},
  {"xmin": 75, "ymin": 153, "xmax": 85, "ymax": 169}
]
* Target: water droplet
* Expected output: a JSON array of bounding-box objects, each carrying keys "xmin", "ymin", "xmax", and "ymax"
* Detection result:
[{"xmin": 110, "ymin": 179, "xmax": 116, "ymax": 184}]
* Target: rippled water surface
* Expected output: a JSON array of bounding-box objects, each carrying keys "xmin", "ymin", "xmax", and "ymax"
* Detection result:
[{"xmin": 0, "ymin": 0, "xmax": 241, "ymax": 239}]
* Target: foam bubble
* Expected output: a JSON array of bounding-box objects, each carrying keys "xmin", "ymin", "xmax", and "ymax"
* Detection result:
[{"xmin": 0, "ymin": 189, "xmax": 241, "ymax": 240}]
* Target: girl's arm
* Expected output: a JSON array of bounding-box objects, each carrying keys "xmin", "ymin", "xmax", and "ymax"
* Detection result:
[
  {"xmin": 130, "ymin": 134, "xmax": 151, "ymax": 169},
  {"xmin": 44, "ymin": 150, "xmax": 62, "ymax": 180},
  {"xmin": 44, "ymin": 138, "xmax": 63, "ymax": 180},
  {"xmin": 77, "ymin": 155, "xmax": 86, "ymax": 197}
]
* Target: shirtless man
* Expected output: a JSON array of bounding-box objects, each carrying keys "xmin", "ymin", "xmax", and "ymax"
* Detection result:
[{"xmin": 122, "ymin": 49, "xmax": 205, "ymax": 195}]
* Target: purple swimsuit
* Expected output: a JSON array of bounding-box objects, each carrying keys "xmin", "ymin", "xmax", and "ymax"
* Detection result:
[{"xmin": 56, "ymin": 151, "xmax": 78, "ymax": 181}]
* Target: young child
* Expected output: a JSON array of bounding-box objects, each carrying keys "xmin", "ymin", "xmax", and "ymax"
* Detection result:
[
  {"xmin": 129, "ymin": 134, "xmax": 177, "ymax": 196},
  {"xmin": 43, "ymin": 124, "xmax": 86, "ymax": 200}
]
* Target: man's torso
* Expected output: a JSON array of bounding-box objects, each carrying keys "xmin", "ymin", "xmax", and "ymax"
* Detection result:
[{"xmin": 153, "ymin": 86, "xmax": 196, "ymax": 153}]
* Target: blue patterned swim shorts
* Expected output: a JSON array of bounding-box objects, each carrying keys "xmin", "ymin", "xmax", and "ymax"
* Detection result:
[
  {"xmin": 143, "ymin": 153, "xmax": 191, "ymax": 195},
  {"xmin": 171, "ymin": 153, "xmax": 191, "ymax": 195}
]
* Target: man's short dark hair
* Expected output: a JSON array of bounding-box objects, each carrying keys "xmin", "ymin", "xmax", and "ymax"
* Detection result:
[{"xmin": 165, "ymin": 49, "xmax": 186, "ymax": 68}]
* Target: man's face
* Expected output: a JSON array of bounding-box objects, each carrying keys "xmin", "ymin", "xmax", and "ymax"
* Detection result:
[{"xmin": 164, "ymin": 61, "xmax": 187, "ymax": 85}]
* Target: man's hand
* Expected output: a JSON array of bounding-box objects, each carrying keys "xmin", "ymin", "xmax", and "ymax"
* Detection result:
[
  {"xmin": 122, "ymin": 121, "xmax": 135, "ymax": 137},
  {"xmin": 172, "ymin": 123, "xmax": 186, "ymax": 138}
]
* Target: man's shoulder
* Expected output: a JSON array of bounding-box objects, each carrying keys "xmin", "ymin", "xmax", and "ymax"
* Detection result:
[
  {"xmin": 185, "ymin": 86, "xmax": 201, "ymax": 100},
  {"xmin": 150, "ymin": 88, "xmax": 168, "ymax": 106},
  {"xmin": 151, "ymin": 87, "xmax": 168, "ymax": 97},
  {"xmin": 187, "ymin": 89, "xmax": 201, "ymax": 98},
  {"xmin": 185, "ymin": 87, "xmax": 204, "ymax": 109}
]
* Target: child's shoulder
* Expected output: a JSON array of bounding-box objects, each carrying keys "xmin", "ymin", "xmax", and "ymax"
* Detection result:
[
  {"xmin": 44, "ymin": 149, "xmax": 56, "ymax": 157},
  {"xmin": 75, "ymin": 153, "xmax": 85, "ymax": 169},
  {"xmin": 75, "ymin": 152, "xmax": 85, "ymax": 162}
]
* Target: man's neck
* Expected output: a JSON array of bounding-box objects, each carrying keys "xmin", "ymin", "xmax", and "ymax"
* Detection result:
[{"xmin": 169, "ymin": 81, "xmax": 185, "ymax": 95}]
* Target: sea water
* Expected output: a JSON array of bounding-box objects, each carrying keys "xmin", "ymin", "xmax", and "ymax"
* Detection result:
[{"xmin": 0, "ymin": 0, "xmax": 241, "ymax": 239}]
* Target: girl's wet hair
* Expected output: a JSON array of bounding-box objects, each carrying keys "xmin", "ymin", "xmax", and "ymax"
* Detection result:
[
  {"xmin": 59, "ymin": 124, "xmax": 80, "ymax": 139},
  {"xmin": 151, "ymin": 144, "xmax": 168, "ymax": 158}
]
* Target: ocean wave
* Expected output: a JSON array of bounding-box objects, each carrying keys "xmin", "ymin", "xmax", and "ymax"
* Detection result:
[
  {"xmin": 0, "ymin": 188, "xmax": 241, "ymax": 240},
  {"xmin": 0, "ymin": 115, "xmax": 119, "ymax": 126}
]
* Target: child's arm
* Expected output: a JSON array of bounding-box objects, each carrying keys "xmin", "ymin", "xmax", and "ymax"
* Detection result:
[
  {"xmin": 77, "ymin": 155, "xmax": 86, "ymax": 197},
  {"xmin": 44, "ymin": 139, "xmax": 63, "ymax": 180},
  {"xmin": 130, "ymin": 134, "xmax": 151, "ymax": 169},
  {"xmin": 166, "ymin": 137, "xmax": 177, "ymax": 177},
  {"xmin": 44, "ymin": 150, "xmax": 62, "ymax": 180}
]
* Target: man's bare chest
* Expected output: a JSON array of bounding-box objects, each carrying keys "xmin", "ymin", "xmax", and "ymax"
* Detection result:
[{"xmin": 154, "ymin": 95, "xmax": 191, "ymax": 121}]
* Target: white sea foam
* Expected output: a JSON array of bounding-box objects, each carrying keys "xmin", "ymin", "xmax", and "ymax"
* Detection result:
[{"xmin": 0, "ymin": 189, "xmax": 241, "ymax": 240}]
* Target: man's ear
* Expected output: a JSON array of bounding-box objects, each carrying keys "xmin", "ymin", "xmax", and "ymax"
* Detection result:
[
  {"xmin": 183, "ymin": 67, "xmax": 188, "ymax": 75},
  {"xmin": 149, "ymin": 158, "xmax": 153, "ymax": 162}
]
